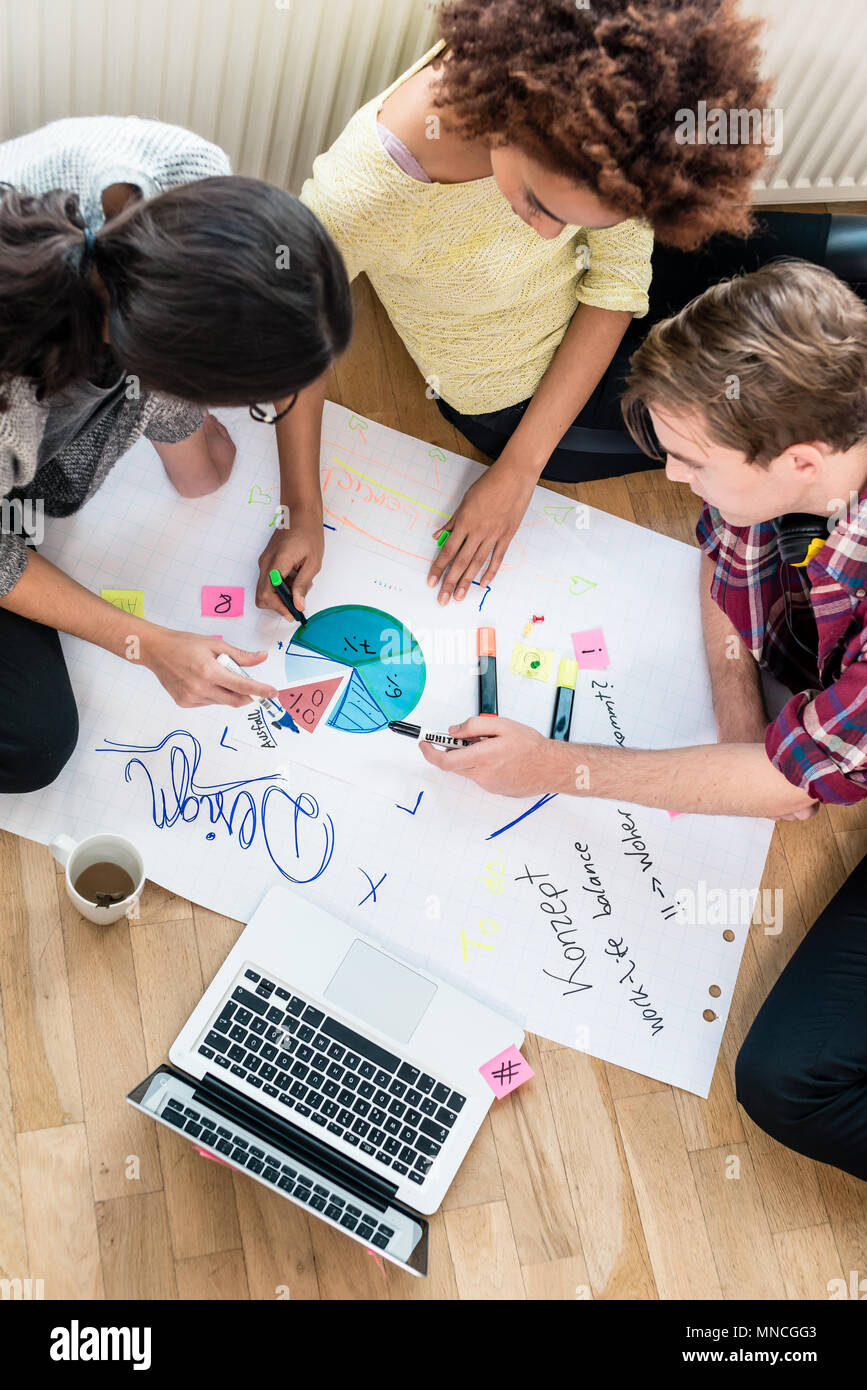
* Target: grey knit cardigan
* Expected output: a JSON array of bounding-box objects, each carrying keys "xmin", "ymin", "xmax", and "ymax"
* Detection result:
[{"xmin": 0, "ymin": 115, "xmax": 232, "ymax": 595}]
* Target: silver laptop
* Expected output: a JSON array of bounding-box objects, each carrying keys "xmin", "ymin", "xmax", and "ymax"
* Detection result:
[{"xmin": 128, "ymin": 885, "xmax": 523, "ymax": 1277}]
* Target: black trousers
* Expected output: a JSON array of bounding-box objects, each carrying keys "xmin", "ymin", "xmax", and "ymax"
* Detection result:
[
  {"xmin": 436, "ymin": 210, "xmax": 867, "ymax": 483},
  {"xmin": 735, "ymin": 855, "xmax": 867, "ymax": 1183},
  {"xmin": 0, "ymin": 601, "xmax": 79, "ymax": 794}
]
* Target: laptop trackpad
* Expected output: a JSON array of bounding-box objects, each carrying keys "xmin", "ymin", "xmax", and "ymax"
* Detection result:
[{"xmin": 324, "ymin": 941, "xmax": 437, "ymax": 1043}]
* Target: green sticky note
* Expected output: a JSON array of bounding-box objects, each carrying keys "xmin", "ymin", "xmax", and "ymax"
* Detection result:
[{"xmin": 101, "ymin": 588, "xmax": 145, "ymax": 617}]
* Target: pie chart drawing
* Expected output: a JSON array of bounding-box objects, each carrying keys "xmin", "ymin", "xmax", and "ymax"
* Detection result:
[{"xmin": 284, "ymin": 604, "xmax": 426, "ymax": 734}]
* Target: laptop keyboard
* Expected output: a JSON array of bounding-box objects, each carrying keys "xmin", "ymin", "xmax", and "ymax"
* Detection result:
[
  {"xmin": 197, "ymin": 967, "xmax": 467, "ymax": 1187},
  {"xmin": 160, "ymin": 1096, "xmax": 396, "ymax": 1249}
]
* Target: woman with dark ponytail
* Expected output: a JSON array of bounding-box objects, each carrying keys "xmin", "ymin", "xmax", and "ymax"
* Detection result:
[{"xmin": 0, "ymin": 116, "xmax": 352, "ymax": 795}]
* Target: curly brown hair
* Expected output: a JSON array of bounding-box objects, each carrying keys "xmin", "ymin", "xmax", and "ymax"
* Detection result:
[{"xmin": 434, "ymin": 0, "xmax": 773, "ymax": 250}]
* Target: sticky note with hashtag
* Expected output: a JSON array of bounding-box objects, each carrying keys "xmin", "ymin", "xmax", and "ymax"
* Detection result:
[{"xmin": 479, "ymin": 1044, "xmax": 534, "ymax": 1098}]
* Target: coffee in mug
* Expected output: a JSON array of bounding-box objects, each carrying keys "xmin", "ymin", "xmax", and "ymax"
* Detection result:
[
  {"xmin": 73, "ymin": 860, "xmax": 137, "ymax": 907},
  {"xmin": 50, "ymin": 831, "xmax": 145, "ymax": 925}
]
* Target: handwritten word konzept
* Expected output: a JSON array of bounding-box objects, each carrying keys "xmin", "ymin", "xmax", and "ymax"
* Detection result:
[{"xmin": 515, "ymin": 866, "xmax": 594, "ymax": 997}]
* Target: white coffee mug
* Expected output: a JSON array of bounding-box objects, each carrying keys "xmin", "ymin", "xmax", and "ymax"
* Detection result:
[{"xmin": 49, "ymin": 831, "xmax": 145, "ymax": 925}]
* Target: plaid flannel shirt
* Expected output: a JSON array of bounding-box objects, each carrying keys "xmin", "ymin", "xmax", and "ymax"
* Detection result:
[{"xmin": 697, "ymin": 494, "xmax": 867, "ymax": 804}]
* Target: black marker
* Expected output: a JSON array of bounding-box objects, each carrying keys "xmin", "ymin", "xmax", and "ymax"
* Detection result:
[
  {"xmin": 550, "ymin": 658, "xmax": 578, "ymax": 740},
  {"xmin": 269, "ymin": 567, "xmax": 308, "ymax": 626},
  {"xmin": 478, "ymin": 627, "xmax": 498, "ymax": 716},
  {"xmin": 388, "ymin": 720, "xmax": 471, "ymax": 748}
]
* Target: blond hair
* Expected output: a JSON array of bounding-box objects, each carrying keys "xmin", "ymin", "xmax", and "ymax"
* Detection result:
[{"xmin": 622, "ymin": 260, "xmax": 867, "ymax": 465}]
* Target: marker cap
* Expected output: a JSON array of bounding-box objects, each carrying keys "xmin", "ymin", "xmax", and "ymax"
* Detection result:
[
  {"xmin": 557, "ymin": 658, "xmax": 578, "ymax": 689},
  {"xmin": 269, "ymin": 568, "xmax": 283, "ymax": 586},
  {"xmin": 477, "ymin": 627, "xmax": 496, "ymax": 658}
]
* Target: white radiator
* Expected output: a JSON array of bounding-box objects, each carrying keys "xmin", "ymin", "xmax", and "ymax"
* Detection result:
[
  {"xmin": 0, "ymin": 0, "xmax": 439, "ymax": 193},
  {"xmin": 744, "ymin": 0, "xmax": 867, "ymax": 204},
  {"xmin": 0, "ymin": 0, "xmax": 862, "ymax": 203}
]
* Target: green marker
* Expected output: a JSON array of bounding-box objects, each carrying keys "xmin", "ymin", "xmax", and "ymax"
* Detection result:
[
  {"xmin": 436, "ymin": 529, "xmax": 451, "ymax": 549},
  {"xmin": 269, "ymin": 568, "xmax": 307, "ymax": 626}
]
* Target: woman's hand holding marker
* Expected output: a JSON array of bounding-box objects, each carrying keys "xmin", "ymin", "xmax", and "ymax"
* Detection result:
[
  {"xmin": 141, "ymin": 630, "xmax": 279, "ymax": 709},
  {"xmin": 256, "ymin": 521, "xmax": 323, "ymax": 616},
  {"xmin": 428, "ymin": 463, "xmax": 536, "ymax": 604}
]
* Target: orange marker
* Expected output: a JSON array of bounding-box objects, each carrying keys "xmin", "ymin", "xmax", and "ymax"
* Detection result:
[{"xmin": 478, "ymin": 627, "xmax": 498, "ymax": 715}]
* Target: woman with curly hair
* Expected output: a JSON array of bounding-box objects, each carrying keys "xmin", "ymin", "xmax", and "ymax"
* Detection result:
[{"xmin": 273, "ymin": 0, "xmax": 866, "ymax": 606}]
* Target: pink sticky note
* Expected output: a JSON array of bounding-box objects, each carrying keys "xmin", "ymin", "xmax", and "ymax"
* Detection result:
[
  {"xmin": 196, "ymin": 1146, "xmax": 231, "ymax": 1167},
  {"xmin": 479, "ymin": 1044, "xmax": 534, "ymax": 1098},
  {"xmin": 667, "ymin": 810, "xmax": 684, "ymax": 819},
  {"xmin": 571, "ymin": 628, "xmax": 609, "ymax": 669},
  {"xmin": 202, "ymin": 586, "xmax": 245, "ymax": 618}
]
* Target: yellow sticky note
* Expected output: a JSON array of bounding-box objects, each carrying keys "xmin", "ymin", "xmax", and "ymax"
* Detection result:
[
  {"xmin": 510, "ymin": 643, "xmax": 554, "ymax": 681},
  {"xmin": 101, "ymin": 589, "xmax": 145, "ymax": 617}
]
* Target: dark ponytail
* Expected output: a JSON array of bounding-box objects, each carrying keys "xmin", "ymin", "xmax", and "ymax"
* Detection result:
[
  {"xmin": 0, "ymin": 186, "xmax": 109, "ymax": 408},
  {"xmin": 0, "ymin": 175, "xmax": 353, "ymax": 410}
]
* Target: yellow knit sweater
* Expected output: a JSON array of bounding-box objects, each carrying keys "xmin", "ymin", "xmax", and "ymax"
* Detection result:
[{"xmin": 301, "ymin": 42, "xmax": 654, "ymax": 414}]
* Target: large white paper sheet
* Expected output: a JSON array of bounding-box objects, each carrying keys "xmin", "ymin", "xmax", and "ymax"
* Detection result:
[{"xmin": 0, "ymin": 403, "xmax": 775, "ymax": 1095}]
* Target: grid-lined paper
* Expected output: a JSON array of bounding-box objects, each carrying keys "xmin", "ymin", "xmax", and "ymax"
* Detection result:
[{"xmin": 0, "ymin": 403, "xmax": 775, "ymax": 1095}]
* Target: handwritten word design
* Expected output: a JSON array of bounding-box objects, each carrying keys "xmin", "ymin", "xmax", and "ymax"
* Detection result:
[{"xmin": 95, "ymin": 729, "xmax": 334, "ymax": 883}]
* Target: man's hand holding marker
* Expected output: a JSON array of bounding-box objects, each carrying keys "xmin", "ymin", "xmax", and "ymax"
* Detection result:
[
  {"xmin": 419, "ymin": 716, "xmax": 552, "ymax": 793},
  {"xmin": 418, "ymin": 631, "xmax": 579, "ymax": 791},
  {"xmin": 411, "ymin": 625, "xmax": 503, "ymax": 765}
]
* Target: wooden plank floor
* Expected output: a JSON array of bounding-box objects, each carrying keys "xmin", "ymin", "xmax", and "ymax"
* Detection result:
[{"xmin": 2, "ymin": 205, "xmax": 866, "ymax": 1300}]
